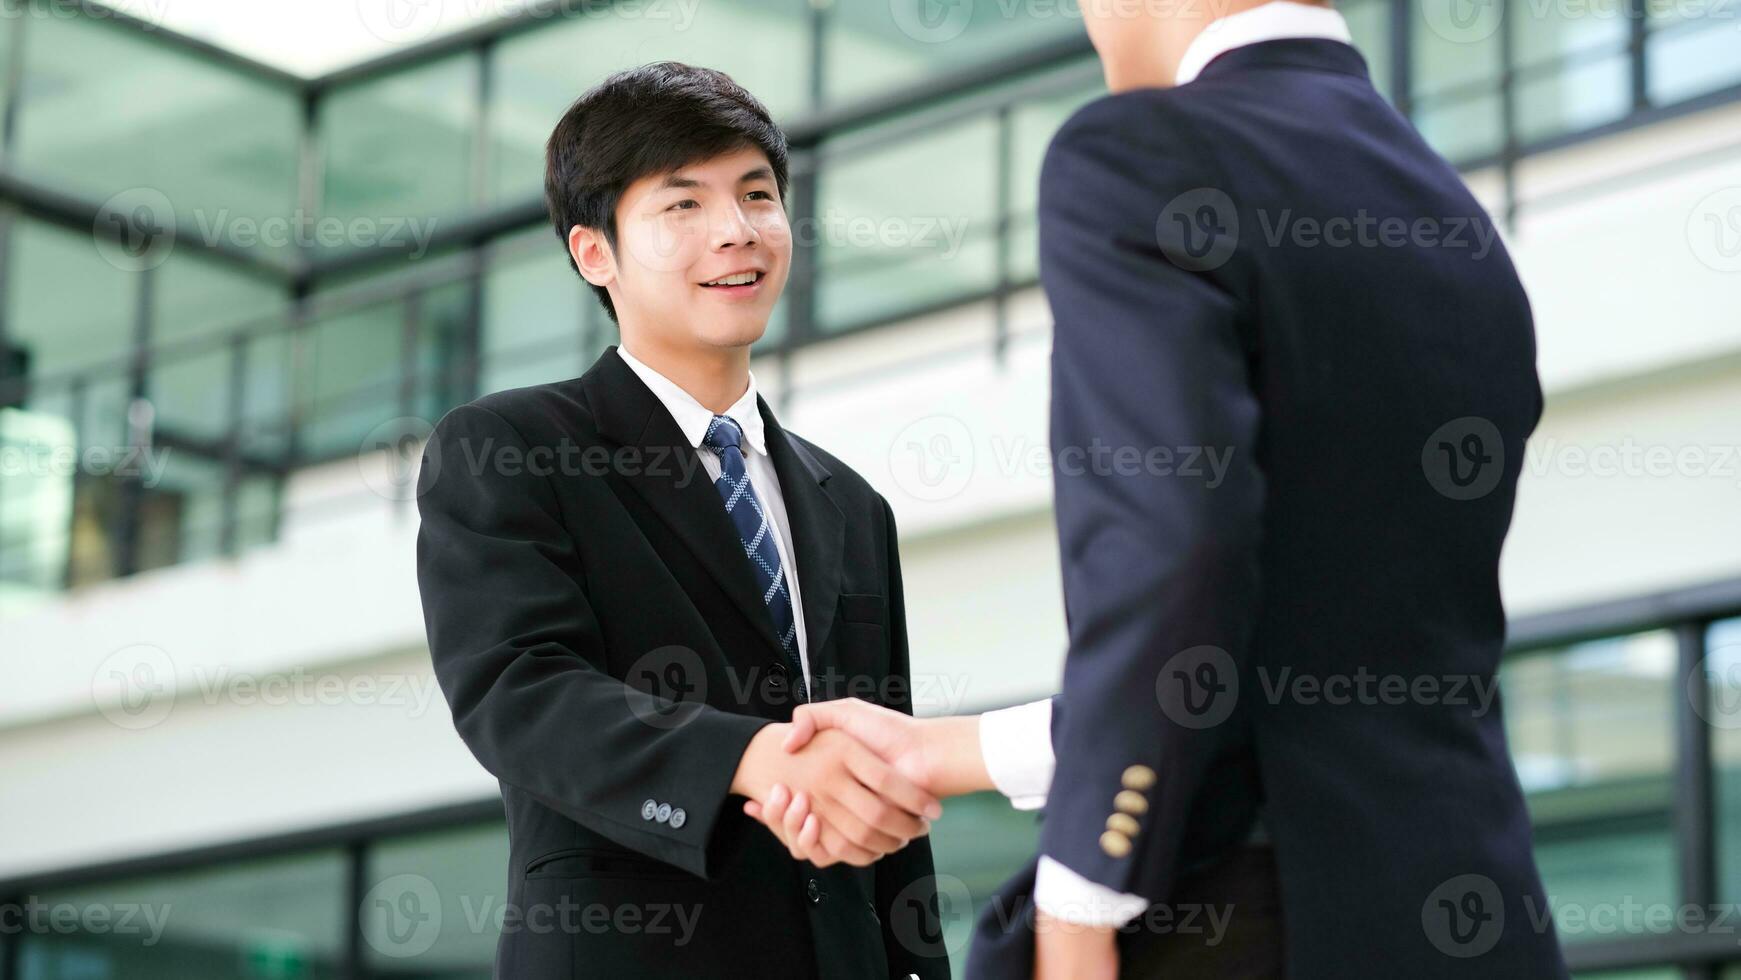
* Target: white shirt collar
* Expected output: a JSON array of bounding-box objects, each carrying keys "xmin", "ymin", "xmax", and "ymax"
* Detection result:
[
  {"xmin": 1175, "ymin": 1, "xmax": 1353, "ymax": 86},
  {"xmin": 615, "ymin": 345, "xmax": 767, "ymax": 456}
]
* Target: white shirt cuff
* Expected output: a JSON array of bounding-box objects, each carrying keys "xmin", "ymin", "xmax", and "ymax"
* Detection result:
[
  {"xmin": 1034, "ymin": 856, "xmax": 1149, "ymax": 927},
  {"xmin": 978, "ymin": 698, "xmax": 1054, "ymax": 810}
]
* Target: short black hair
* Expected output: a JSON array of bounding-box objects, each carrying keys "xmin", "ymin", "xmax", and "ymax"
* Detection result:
[{"xmin": 544, "ymin": 62, "xmax": 790, "ymax": 323}]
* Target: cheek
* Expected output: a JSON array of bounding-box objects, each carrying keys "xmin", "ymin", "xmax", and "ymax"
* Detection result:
[
  {"xmin": 619, "ymin": 215, "xmax": 707, "ymax": 277},
  {"xmin": 754, "ymin": 209, "xmax": 793, "ymax": 258}
]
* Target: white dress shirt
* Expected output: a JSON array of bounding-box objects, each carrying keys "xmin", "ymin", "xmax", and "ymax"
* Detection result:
[
  {"xmin": 988, "ymin": 0, "xmax": 1351, "ymax": 927},
  {"xmin": 616, "ymin": 345, "xmax": 810, "ymax": 681}
]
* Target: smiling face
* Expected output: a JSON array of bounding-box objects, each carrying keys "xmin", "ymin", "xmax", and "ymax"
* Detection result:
[{"xmin": 568, "ymin": 145, "xmax": 791, "ymax": 357}]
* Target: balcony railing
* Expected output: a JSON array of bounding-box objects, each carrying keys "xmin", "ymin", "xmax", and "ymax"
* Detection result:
[{"xmin": 1, "ymin": 0, "xmax": 1739, "ymax": 605}]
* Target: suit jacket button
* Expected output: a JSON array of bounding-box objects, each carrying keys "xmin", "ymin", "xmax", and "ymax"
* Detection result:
[
  {"xmin": 1100, "ymin": 830, "xmax": 1133, "ymax": 858},
  {"xmin": 1114, "ymin": 790, "xmax": 1149, "ymax": 815},
  {"xmin": 806, "ymin": 878, "xmax": 823, "ymax": 904},
  {"xmin": 1106, "ymin": 813, "xmax": 1140, "ymax": 836},
  {"xmin": 669, "ymin": 807, "xmax": 687, "ymax": 829},
  {"xmin": 641, "ymin": 799, "xmax": 658, "ymax": 821},
  {"xmin": 1121, "ymin": 765, "xmax": 1157, "ymax": 791}
]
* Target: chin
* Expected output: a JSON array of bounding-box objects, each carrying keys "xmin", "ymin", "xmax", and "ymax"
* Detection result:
[{"xmin": 694, "ymin": 314, "xmax": 771, "ymax": 350}]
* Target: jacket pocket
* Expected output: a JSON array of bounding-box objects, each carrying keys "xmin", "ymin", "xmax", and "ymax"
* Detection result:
[
  {"xmin": 838, "ymin": 593, "xmax": 886, "ymax": 627},
  {"xmin": 524, "ymin": 847, "xmax": 696, "ymax": 881}
]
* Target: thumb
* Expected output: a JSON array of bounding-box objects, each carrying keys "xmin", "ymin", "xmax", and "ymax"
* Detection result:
[{"xmin": 782, "ymin": 704, "xmax": 831, "ymax": 752}]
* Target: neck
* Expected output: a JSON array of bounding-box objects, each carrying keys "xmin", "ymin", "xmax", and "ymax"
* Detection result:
[
  {"xmin": 619, "ymin": 332, "xmax": 751, "ymax": 414},
  {"xmin": 1100, "ymin": 0, "xmax": 1325, "ymax": 93}
]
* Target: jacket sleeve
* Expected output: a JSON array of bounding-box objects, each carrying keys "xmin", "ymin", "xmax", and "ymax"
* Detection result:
[
  {"xmin": 414, "ymin": 402, "xmax": 769, "ymax": 878},
  {"xmin": 1034, "ymin": 95, "xmax": 1267, "ymax": 902},
  {"xmin": 870, "ymin": 495, "xmax": 951, "ymax": 980}
]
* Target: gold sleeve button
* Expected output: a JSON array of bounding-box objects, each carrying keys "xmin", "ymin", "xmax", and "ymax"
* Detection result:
[
  {"xmin": 1099, "ymin": 830, "xmax": 1133, "ymax": 858},
  {"xmin": 1121, "ymin": 765, "xmax": 1157, "ymax": 791},
  {"xmin": 1106, "ymin": 813, "xmax": 1140, "ymax": 836},
  {"xmin": 1114, "ymin": 790, "xmax": 1149, "ymax": 815}
]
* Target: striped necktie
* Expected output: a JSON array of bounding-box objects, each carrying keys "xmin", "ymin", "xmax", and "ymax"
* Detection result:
[{"xmin": 701, "ymin": 414, "xmax": 807, "ymax": 701}]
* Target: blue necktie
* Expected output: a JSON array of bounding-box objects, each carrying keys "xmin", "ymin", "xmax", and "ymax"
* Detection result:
[{"xmin": 702, "ymin": 415, "xmax": 807, "ymax": 701}]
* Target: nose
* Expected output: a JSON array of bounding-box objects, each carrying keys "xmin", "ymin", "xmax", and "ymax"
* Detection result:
[{"xmin": 708, "ymin": 200, "xmax": 759, "ymax": 251}]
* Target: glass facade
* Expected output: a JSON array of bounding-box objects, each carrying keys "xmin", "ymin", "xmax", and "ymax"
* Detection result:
[
  {"xmin": 13, "ymin": 850, "xmax": 350, "ymax": 979},
  {"xmin": 1711, "ymin": 618, "xmax": 1741, "ymax": 909},
  {"xmin": 3, "ymin": 0, "xmax": 1738, "ymax": 607},
  {"xmin": 1504, "ymin": 633, "xmax": 1679, "ymax": 946}
]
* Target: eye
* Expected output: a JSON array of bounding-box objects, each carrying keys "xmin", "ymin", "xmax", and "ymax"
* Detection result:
[
  {"xmin": 667, "ymin": 199, "xmax": 698, "ymax": 212},
  {"xmin": 745, "ymin": 190, "xmax": 774, "ymax": 202}
]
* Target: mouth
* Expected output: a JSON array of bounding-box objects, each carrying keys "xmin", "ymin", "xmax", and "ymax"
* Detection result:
[{"xmin": 696, "ymin": 270, "xmax": 766, "ymax": 299}]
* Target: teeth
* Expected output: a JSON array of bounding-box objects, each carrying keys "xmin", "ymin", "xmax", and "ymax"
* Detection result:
[{"xmin": 704, "ymin": 272, "xmax": 758, "ymax": 286}]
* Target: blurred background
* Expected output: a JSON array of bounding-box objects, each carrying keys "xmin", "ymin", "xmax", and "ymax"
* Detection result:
[{"xmin": 0, "ymin": 0, "xmax": 1739, "ymax": 975}]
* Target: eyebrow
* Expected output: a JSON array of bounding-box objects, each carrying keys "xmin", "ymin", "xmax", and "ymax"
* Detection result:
[{"xmin": 658, "ymin": 166, "xmax": 776, "ymax": 191}]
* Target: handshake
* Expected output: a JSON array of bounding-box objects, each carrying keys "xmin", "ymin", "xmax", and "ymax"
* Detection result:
[{"xmin": 728, "ymin": 698, "xmax": 991, "ymax": 867}]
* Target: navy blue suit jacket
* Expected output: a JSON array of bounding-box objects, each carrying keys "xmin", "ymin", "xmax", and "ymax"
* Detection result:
[{"xmin": 969, "ymin": 39, "xmax": 1567, "ymax": 979}]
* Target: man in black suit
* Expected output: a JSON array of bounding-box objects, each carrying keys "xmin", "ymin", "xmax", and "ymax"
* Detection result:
[
  {"xmin": 751, "ymin": 2, "xmax": 1570, "ymax": 977},
  {"xmin": 414, "ymin": 62, "xmax": 948, "ymax": 979}
]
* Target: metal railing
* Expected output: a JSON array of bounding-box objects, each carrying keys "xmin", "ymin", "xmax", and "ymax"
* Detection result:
[{"xmin": 1, "ymin": 0, "xmax": 1739, "ymax": 598}]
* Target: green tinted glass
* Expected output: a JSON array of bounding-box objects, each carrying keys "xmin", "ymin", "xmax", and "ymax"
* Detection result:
[{"xmin": 1503, "ymin": 632, "xmax": 1679, "ymax": 946}]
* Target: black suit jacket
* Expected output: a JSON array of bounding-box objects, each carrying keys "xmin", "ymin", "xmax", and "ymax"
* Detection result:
[
  {"xmin": 969, "ymin": 40, "xmax": 1567, "ymax": 979},
  {"xmin": 415, "ymin": 348, "xmax": 949, "ymax": 979}
]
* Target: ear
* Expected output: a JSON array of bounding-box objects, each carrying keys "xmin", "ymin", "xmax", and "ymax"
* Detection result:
[{"xmin": 568, "ymin": 225, "xmax": 616, "ymax": 288}]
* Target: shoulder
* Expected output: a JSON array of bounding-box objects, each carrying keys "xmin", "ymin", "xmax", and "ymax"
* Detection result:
[
  {"xmin": 1045, "ymin": 87, "xmax": 1212, "ymax": 177},
  {"xmin": 1039, "ymin": 87, "xmax": 1228, "ymax": 233},
  {"xmin": 437, "ymin": 378, "xmax": 601, "ymax": 448}
]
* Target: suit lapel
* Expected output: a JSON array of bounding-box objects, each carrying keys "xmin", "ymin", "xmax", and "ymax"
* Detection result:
[
  {"xmin": 581, "ymin": 348, "xmax": 785, "ymax": 661},
  {"xmin": 761, "ymin": 401, "xmax": 845, "ymax": 688}
]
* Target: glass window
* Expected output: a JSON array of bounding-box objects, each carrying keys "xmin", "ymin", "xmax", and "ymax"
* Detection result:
[
  {"xmin": 1412, "ymin": 0, "xmax": 1504, "ymax": 94},
  {"xmin": 359, "ymin": 823, "xmax": 510, "ymax": 976},
  {"xmin": 822, "ymin": 1, "xmax": 1078, "ymax": 107},
  {"xmin": 6, "ymin": 218, "xmax": 137, "ymax": 378},
  {"xmin": 1341, "ymin": 0, "xmax": 1394, "ymax": 100},
  {"xmin": 814, "ymin": 116, "xmax": 999, "ymax": 332},
  {"xmin": 1503, "ymin": 631, "xmax": 1679, "ymax": 946},
  {"xmin": 1514, "ymin": 54, "xmax": 1630, "ymax": 145},
  {"xmin": 13, "ymin": 3, "xmax": 299, "ymax": 252},
  {"xmin": 0, "ymin": 400, "xmax": 76, "ymax": 615},
  {"xmin": 322, "ymin": 55, "xmax": 479, "ymax": 234},
  {"xmin": 1511, "ymin": 4, "xmax": 1629, "ymax": 144},
  {"xmin": 1410, "ymin": 0, "xmax": 1504, "ymax": 161},
  {"xmin": 147, "ymin": 254, "xmax": 287, "ymax": 448},
  {"xmin": 1646, "ymin": 14, "xmax": 1741, "ymax": 105},
  {"xmin": 154, "ymin": 253, "xmax": 286, "ymax": 347},
  {"xmin": 925, "ymin": 790, "xmax": 1041, "ymax": 972},
  {"xmin": 490, "ymin": 1, "xmax": 812, "ymax": 205},
  {"xmin": 135, "ymin": 447, "xmax": 229, "ymax": 572},
  {"xmin": 481, "ymin": 232, "xmax": 598, "ymax": 394},
  {"xmin": 15, "ymin": 849, "xmax": 348, "ymax": 979},
  {"xmin": 1709, "ymin": 618, "xmax": 1741, "ymax": 906},
  {"xmin": 1008, "ymin": 77, "xmax": 1103, "ymax": 285},
  {"xmin": 2, "ymin": 218, "xmax": 137, "ymax": 602},
  {"xmin": 295, "ymin": 296, "xmax": 406, "ymax": 463},
  {"xmin": 412, "ymin": 279, "xmax": 479, "ymax": 422},
  {"xmin": 1413, "ymin": 92, "xmax": 1505, "ymax": 163}
]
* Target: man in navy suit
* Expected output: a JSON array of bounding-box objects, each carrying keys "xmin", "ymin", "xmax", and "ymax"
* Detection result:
[{"xmin": 750, "ymin": 2, "xmax": 1570, "ymax": 977}]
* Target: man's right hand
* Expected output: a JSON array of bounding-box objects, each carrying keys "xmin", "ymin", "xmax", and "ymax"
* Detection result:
[
  {"xmin": 732, "ymin": 722, "xmax": 940, "ymax": 867},
  {"xmin": 785, "ymin": 699, "xmax": 991, "ymax": 798},
  {"xmin": 743, "ymin": 700, "xmax": 993, "ymax": 865}
]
